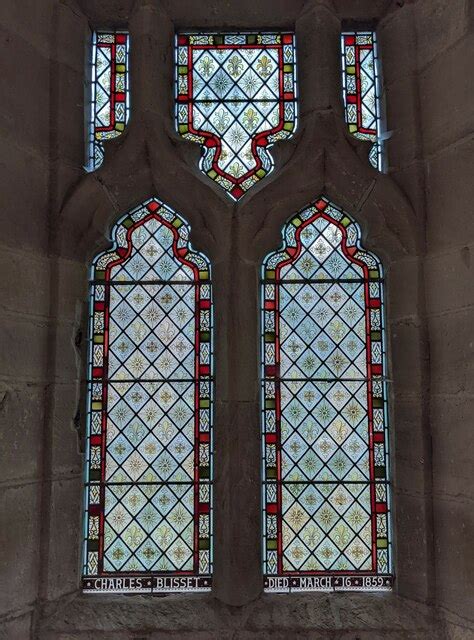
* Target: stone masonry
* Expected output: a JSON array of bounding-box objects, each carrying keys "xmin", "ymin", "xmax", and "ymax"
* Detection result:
[{"xmin": 0, "ymin": 0, "xmax": 473, "ymax": 638}]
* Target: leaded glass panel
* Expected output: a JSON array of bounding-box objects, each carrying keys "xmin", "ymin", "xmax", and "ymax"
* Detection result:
[
  {"xmin": 175, "ymin": 32, "xmax": 298, "ymax": 200},
  {"xmin": 83, "ymin": 198, "xmax": 213, "ymax": 593},
  {"xmin": 261, "ymin": 197, "xmax": 392, "ymax": 592},
  {"xmin": 86, "ymin": 31, "xmax": 130, "ymax": 171},
  {"xmin": 341, "ymin": 32, "xmax": 383, "ymax": 171}
]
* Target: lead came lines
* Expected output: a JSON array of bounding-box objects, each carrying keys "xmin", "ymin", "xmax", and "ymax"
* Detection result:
[
  {"xmin": 261, "ymin": 197, "xmax": 392, "ymax": 591},
  {"xmin": 83, "ymin": 198, "xmax": 213, "ymax": 593}
]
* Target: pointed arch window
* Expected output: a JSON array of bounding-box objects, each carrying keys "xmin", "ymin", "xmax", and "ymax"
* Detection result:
[
  {"xmin": 82, "ymin": 198, "xmax": 213, "ymax": 593},
  {"xmin": 261, "ymin": 197, "xmax": 392, "ymax": 592}
]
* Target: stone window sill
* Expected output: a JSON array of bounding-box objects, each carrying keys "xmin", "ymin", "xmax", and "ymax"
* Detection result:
[{"xmin": 40, "ymin": 591, "xmax": 442, "ymax": 638}]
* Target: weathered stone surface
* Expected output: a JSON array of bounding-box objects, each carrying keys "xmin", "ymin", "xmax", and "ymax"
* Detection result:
[
  {"xmin": 391, "ymin": 492, "xmax": 431, "ymax": 602},
  {"xmin": 0, "ymin": 314, "xmax": 49, "ymax": 382},
  {"xmin": 38, "ymin": 633, "xmax": 444, "ymax": 640},
  {"xmin": 0, "ymin": 0, "xmax": 472, "ymax": 638},
  {"xmin": 387, "ymin": 256, "xmax": 423, "ymax": 321},
  {"xmin": 425, "ymin": 136, "xmax": 474, "ymax": 252},
  {"xmin": 0, "ymin": 144, "xmax": 49, "ymax": 252},
  {"xmin": 390, "ymin": 396, "xmax": 426, "ymax": 490},
  {"xmin": 425, "ymin": 243, "xmax": 474, "ymax": 315},
  {"xmin": 0, "ymin": 0, "xmax": 53, "ymax": 59},
  {"xmin": 0, "ymin": 382, "xmax": 45, "ymax": 484},
  {"xmin": 55, "ymin": 258, "xmax": 88, "ymax": 324},
  {"xmin": 0, "ymin": 247, "xmax": 50, "ymax": 318},
  {"xmin": 379, "ymin": 3, "xmax": 417, "ymax": 85},
  {"xmin": 444, "ymin": 616, "xmax": 474, "ymax": 640},
  {"xmin": 334, "ymin": 0, "xmax": 391, "ymax": 20},
  {"xmin": 0, "ymin": 484, "xmax": 40, "ymax": 615},
  {"xmin": 55, "ymin": 1, "xmax": 89, "ymax": 73},
  {"xmin": 428, "ymin": 306, "xmax": 474, "ymax": 396},
  {"xmin": 431, "ymin": 395, "xmax": 474, "ymax": 502},
  {"xmin": 42, "ymin": 477, "xmax": 82, "ymax": 602},
  {"xmin": 159, "ymin": 0, "xmax": 306, "ymax": 27},
  {"xmin": 418, "ymin": 2, "xmax": 474, "ymax": 630},
  {"xmin": 384, "ymin": 76, "xmax": 421, "ymax": 169},
  {"xmin": 213, "ymin": 400, "xmax": 261, "ymax": 606},
  {"xmin": 39, "ymin": 592, "xmax": 441, "ymax": 638},
  {"xmin": 389, "ymin": 319, "xmax": 424, "ymax": 397},
  {"xmin": 296, "ymin": 1, "xmax": 342, "ymax": 117},
  {"xmin": 414, "ymin": 0, "xmax": 469, "ymax": 69},
  {"xmin": 50, "ymin": 382, "xmax": 82, "ymax": 478},
  {"xmin": 433, "ymin": 496, "xmax": 474, "ymax": 622},
  {"xmin": 420, "ymin": 34, "xmax": 474, "ymax": 156},
  {"xmin": 0, "ymin": 610, "xmax": 34, "ymax": 640},
  {"xmin": 55, "ymin": 62, "xmax": 86, "ymax": 167},
  {"xmin": 387, "ymin": 164, "xmax": 426, "ymax": 233},
  {"xmin": 0, "ymin": 24, "xmax": 50, "ymax": 155},
  {"xmin": 50, "ymin": 320, "xmax": 81, "ymax": 384}
]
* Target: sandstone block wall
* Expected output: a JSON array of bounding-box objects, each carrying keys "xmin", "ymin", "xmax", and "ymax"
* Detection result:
[{"xmin": 0, "ymin": 1, "xmax": 472, "ymax": 638}]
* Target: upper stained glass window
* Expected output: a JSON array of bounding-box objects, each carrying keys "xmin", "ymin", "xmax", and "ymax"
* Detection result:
[
  {"xmin": 86, "ymin": 31, "xmax": 130, "ymax": 172},
  {"xmin": 175, "ymin": 32, "xmax": 298, "ymax": 200},
  {"xmin": 82, "ymin": 198, "xmax": 213, "ymax": 594},
  {"xmin": 341, "ymin": 32, "xmax": 383, "ymax": 171},
  {"xmin": 261, "ymin": 197, "xmax": 392, "ymax": 592}
]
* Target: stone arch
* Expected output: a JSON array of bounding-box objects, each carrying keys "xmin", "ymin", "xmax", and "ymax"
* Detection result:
[{"xmin": 38, "ymin": 0, "xmax": 434, "ymax": 634}]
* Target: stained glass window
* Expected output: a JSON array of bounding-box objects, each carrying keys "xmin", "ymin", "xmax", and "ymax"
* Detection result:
[
  {"xmin": 86, "ymin": 31, "xmax": 130, "ymax": 172},
  {"xmin": 341, "ymin": 32, "xmax": 383, "ymax": 171},
  {"xmin": 261, "ymin": 197, "xmax": 392, "ymax": 592},
  {"xmin": 175, "ymin": 32, "xmax": 298, "ymax": 200},
  {"xmin": 82, "ymin": 198, "xmax": 213, "ymax": 594}
]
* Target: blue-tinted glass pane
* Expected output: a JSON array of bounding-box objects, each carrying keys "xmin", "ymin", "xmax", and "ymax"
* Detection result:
[
  {"xmin": 175, "ymin": 32, "xmax": 297, "ymax": 199},
  {"xmin": 261, "ymin": 197, "xmax": 392, "ymax": 592},
  {"xmin": 86, "ymin": 31, "xmax": 130, "ymax": 171},
  {"xmin": 83, "ymin": 198, "xmax": 213, "ymax": 594},
  {"xmin": 341, "ymin": 32, "xmax": 383, "ymax": 171}
]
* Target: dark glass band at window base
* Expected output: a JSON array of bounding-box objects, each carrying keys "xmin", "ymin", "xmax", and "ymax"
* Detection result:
[
  {"xmin": 83, "ymin": 573, "xmax": 212, "ymax": 594},
  {"xmin": 83, "ymin": 198, "xmax": 214, "ymax": 594},
  {"xmin": 264, "ymin": 574, "xmax": 392, "ymax": 593}
]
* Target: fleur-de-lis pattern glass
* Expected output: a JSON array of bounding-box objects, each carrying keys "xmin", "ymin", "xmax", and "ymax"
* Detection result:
[
  {"xmin": 261, "ymin": 197, "xmax": 392, "ymax": 592},
  {"xmin": 341, "ymin": 32, "xmax": 383, "ymax": 171},
  {"xmin": 87, "ymin": 31, "xmax": 130, "ymax": 171},
  {"xmin": 83, "ymin": 198, "xmax": 213, "ymax": 594},
  {"xmin": 175, "ymin": 32, "xmax": 297, "ymax": 200}
]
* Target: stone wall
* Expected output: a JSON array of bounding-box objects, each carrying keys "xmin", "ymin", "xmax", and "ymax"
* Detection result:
[
  {"xmin": 0, "ymin": 0, "xmax": 473, "ymax": 638},
  {"xmin": 380, "ymin": 2, "xmax": 474, "ymax": 636},
  {"xmin": 0, "ymin": 0, "xmax": 52, "ymax": 637},
  {"xmin": 418, "ymin": 0, "xmax": 474, "ymax": 637}
]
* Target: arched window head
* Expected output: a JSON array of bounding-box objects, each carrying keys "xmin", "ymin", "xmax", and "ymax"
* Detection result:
[
  {"xmin": 261, "ymin": 197, "xmax": 392, "ymax": 592},
  {"xmin": 83, "ymin": 198, "xmax": 213, "ymax": 594},
  {"xmin": 175, "ymin": 32, "xmax": 297, "ymax": 200}
]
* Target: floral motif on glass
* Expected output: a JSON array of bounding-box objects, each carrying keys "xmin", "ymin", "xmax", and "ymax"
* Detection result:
[
  {"xmin": 83, "ymin": 198, "xmax": 213, "ymax": 593},
  {"xmin": 261, "ymin": 197, "xmax": 392, "ymax": 592},
  {"xmin": 87, "ymin": 31, "xmax": 130, "ymax": 171},
  {"xmin": 341, "ymin": 32, "xmax": 382, "ymax": 171},
  {"xmin": 175, "ymin": 32, "xmax": 298, "ymax": 200}
]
